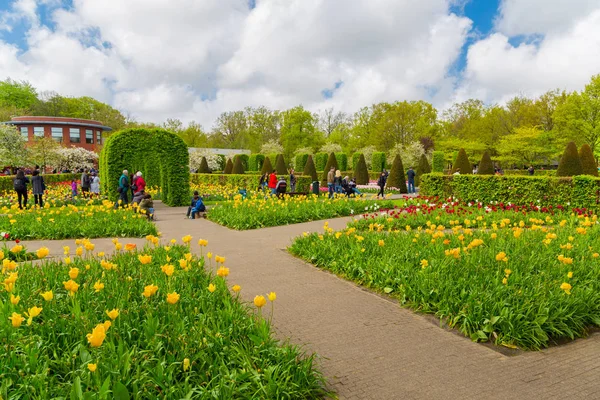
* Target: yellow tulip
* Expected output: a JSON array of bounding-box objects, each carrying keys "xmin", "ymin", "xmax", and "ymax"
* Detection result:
[
  {"xmin": 208, "ymin": 283, "xmax": 216, "ymax": 293},
  {"xmin": 0, "ymin": 250, "xmax": 4, "ymax": 260},
  {"xmin": 69, "ymin": 267, "xmax": 79, "ymax": 279},
  {"xmin": 63, "ymin": 246, "xmax": 70, "ymax": 255},
  {"xmin": 567, "ymin": 271, "xmax": 573, "ymax": 279},
  {"xmin": 94, "ymin": 281, "xmax": 105, "ymax": 292},
  {"xmin": 76, "ymin": 247, "xmax": 83, "ymax": 257},
  {"xmin": 142, "ymin": 284, "xmax": 159, "ymax": 298},
  {"xmin": 86, "ymin": 324, "xmax": 106, "ymax": 347},
  {"xmin": 138, "ymin": 255, "xmax": 152, "ymax": 265},
  {"xmin": 124, "ymin": 243, "xmax": 136, "ymax": 252},
  {"xmin": 9, "ymin": 312, "xmax": 25, "ymax": 327},
  {"xmin": 185, "ymin": 253, "xmax": 193, "ymax": 261},
  {"xmin": 420, "ymin": 259, "xmax": 429, "ymax": 268},
  {"xmin": 254, "ymin": 295, "xmax": 267, "ymax": 308},
  {"xmin": 87, "ymin": 363, "xmax": 97, "ymax": 372},
  {"xmin": 63, "ymin": 279, "xmax": 79, "ymax": 294},
  {"xmin": 26, "ymin": 306, "xmax": 42, "ymax": 318},
  {"xmin": 560, "ymin": 282, "xmax": 572, "ymax": 294},
  {"xmin": 166, "ymin": 292, "xmax": 180, "ymax": 304},
  {"xmin": 198, "ymin": 239, "xmax": 208, "ymax": 246},
  {"xmin": 84, "ymin": 242, "xmax": 95, "ymax": 251},
  {"xmin": 10, "ymin": 244, "xmax": 23, "ymax": 253},
  {"xmin": 182, "ymin": 235, "xmax": 192, "ymax": 244},
  {"xmin": 36, "ymin": 247, "xmax": 50, "ymax": 259},
  {"xmin": 10, "ymin": 294, "xmax": 20, "ymax": 305},
  {"xmin": 64, "ymin": 257, "xmax": 71, "ymax": 265},
  {"xmin": 216, "ymin": 266, "xmax": 229, "ymax": 277},
  {"xmin": 207, "ymin": 252, "xmax": 212, "ymax": 259},
  {"xmin": 179, "ymin": 259, "xmax": 188, "ymax": 269},
  {"xmin": 40, "ymin": 290, "xmax": 53, "ymax": 301},
  {"xmin": 97, "ymin": 251, "xmax": 105, "ymax": 257},
  {"xmin": 267, "ymin": 292, "xmax": 276, "ymax": 302},
  {"xmin": 106, "ymin": 308, "xmax": 119, "ymax": 320},
  {"xmin": 183, "ymin": 358, "xmax": 190, "ymax": 371},
  {"xmin": 232, "ymin": 284, "xmax": 241, "ymax": 292},
  {"xmin": 161, "ymin": 264, "xmax": 175, "ymax": 277},
  {"xmin": 115, "ymin": 243, "xmax": 123, "ymax": 251}
]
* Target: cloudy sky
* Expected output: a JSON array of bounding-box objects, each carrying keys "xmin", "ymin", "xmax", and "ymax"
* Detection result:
[{"xmin": 1, "ymin": 0, "xmax": 599, "ymax": 129}]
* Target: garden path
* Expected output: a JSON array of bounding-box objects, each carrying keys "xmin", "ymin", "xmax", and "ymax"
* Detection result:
[{"xmin": 15, "ymin": 202, "xmax": 600, "ymax": 400}]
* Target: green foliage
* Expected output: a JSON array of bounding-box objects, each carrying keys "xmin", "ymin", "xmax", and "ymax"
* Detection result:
[
  {"xmin": 247, "ymin": 154, "xmax": 264, "ymax": 172},
  {"xmin": 354, "ymin": 154, "xmax": 369, "ymax": 185},
  {"xmin": 232, "ymin": 156, "xmax": 245, "ymax": 174},
  {"xmin": 335, "ymin": 152, "xmax": 348, "ymax": 171},
  {"xmin": 224, "ymin": 159, "xmax": 234, "ymax": 174},
  {"xmin": 351, "ymin": 153, "xmax": 362, "ymax": 171},
  {"xmin": 99, "ymin": 128, "xmax": 190, "ymax": 206},
  {"xmin": 0, "ymin": 124, "xmax": 28, "ymax": 167},
  {"xmin": 416, "ymin": 154, "xmax": 431, "ymax": 185},
  {"xmin": 478, "ymin": 151, "xmax": 494, "ymax": 175},
  {"xmin": 260, "ymin": 156, "xmax": 274, "ymax": 175},
  {"xmin": 496, "ymin": 126, "xmax": 557, "ymax": 167},
  {"xmin": 216, "ymin": 155, "xmax": 226, "ymax": 171},
  {"xmin": 275, "ymin": 154, "xmax": 288, "ymax": 175},
  {"xmin": 279, "ymin": 106, "xmax": 323, "ymax": 159},
  {"xmin": 294, "ymin": 153, "xmax": 309, "ymax": 171},
  {"xmin": 234, "ymin": 154, "xmax": 249, "ymax": 171},
  {"xmin": 302, "ymin": 155, "xmax": 318, "ymax": 182},
  {"xmin": 579, "ymin": 144, "xmax": 598, "ymax": 176},
  {"xmin": 556, "ymin": 142, "xmax": 583, "ymax": 177},
  {"xmin": 452, "ymin": 148, "xmax": 472, "ymax": 174},
  {"xmin": 321, "ymin": 153, "xmax": 339, "ymax": 183},
  {"xmin": 0, "ymin": 79, "xmax": 37, "ymax": 110},
  {"xmin": 432, "ymin": 151, "xmax": 445, "ymax": 173},
  {"xmin": 371, "ymin": 152, "xmax": 386, "ymax": 172},
  {"xmin": 191, "ymin": 173, "xmax": 312, "ymax": 193},
  {"xmin": 198, "ymin": 157, "xmax": 211, "ymax": 173},
  {"xmin": 386, "ymin": 155, "xmax": 407, "ymax": 193},
  {"xmin": 315, "ymin": 152, "xmax": 328, "ymax": 172}
]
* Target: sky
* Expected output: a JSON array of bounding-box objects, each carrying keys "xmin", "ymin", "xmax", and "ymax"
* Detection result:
[{"xmin": 1, "ymin": 0, "xmax": 600, "ymax": 129}]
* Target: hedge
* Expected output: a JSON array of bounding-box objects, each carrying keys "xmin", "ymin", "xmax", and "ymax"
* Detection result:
[
  {"xmin": 351, "ymin": 153, "xmax": 362, "ymax": 171},
  {"xmin": 504, "ymin": 169, "xmax": 555, "ymax": 176},
  {"xmin": 190, "ymin": 173, "xmax": 313, "ymax": 193},
  {"xmin": 372, "ymin": 152, "xmax": 386, "ymax": 172},
  {"xmin": 432, "ymin": 151, "xmax": 445, "ymax": 173},
  {"xmin": 247, "ymin": 154, "xmax": 264, "ymax": 172},
  {"xmin": 420, "ymin": 173, "xmax": 600, "ymax": 209},
  {"xmin": 234, "ymin": 154, "xmax": 249, "ymax": 171},
  {"xmin": 315, "ymin": 153, "xmax": 328, "ymax": 172},
  {"xmin": 335, "ymin": 152, "xmax": 348, "ymax": 172},
  {"xmin": 295, "ymin": 153, "xmax": 309, "ymax": 171},
  {"xmin": 100, "ymin": 128, "xmax": 190, "ymax": 206},
  {"xmin": 0, "ymin": 173, "xmax": 79, "ymax": 193}
]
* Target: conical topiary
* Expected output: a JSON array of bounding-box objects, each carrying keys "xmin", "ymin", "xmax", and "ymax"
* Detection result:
[
  {"xmin": 199, "ymin": 156, "xmax": 211, "ymax": 173},
  {"xmin": 232, "ymin": 155, "xmax": 245, "ymax": 174},
  {"xmin": 224, "ymin": 158, "xmax": 233, "ymax": 174},
  {"xmin": 354, "ymin": 154, "xmax": 369, "ymax": 185},
  {"xmin": 260, "ymin": 156, "xmax": 273, "ymax": 175},
  {"xmin": 477, "ymin": 151, "xmax": 494, "ymax": 175},
  {"xmin": 303, "ymin": 154, "xmax": 318, "ymax": 181},
  {"xmin": 321, "ymin": 152, "xmax": 339, "ymax": 182},
  {"xmin": 579, "ymin": 144, "xmax": 598, "ymax": 176},
  {"xmin": 275, "ymin": 154, "xmax": 288, "ymax": 175},
  {"xmin": 557, "ymin": 142, "xmax": 583, "ymax": 177},
  {"xmin": 416, "ymin": 154, "xmax": 431, "ymax": 186},
  {"xmin": 386, "ymin": 155, "xmax": 408, "ymax": 193},
  {"xmin": 452, "ymin": 148, "xmax": 472, "ymax": 174}
]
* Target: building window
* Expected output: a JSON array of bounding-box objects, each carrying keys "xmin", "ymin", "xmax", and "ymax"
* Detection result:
[
  {"xmin": 20, "ymin": 127, "xmax": 28, "ymax": 139},
  {"xmin": 34, "ymin": 126, "xmax": 44, "ymax": 138},
  {"xmin": 96, "ymin": 131, "xmax": 102, "ymax": 144},
  {"xmin": 86, "ymin": 129, "xmax": 94, "ymax": 144},
  {"xmin": 51, "ymin": 127, "xmax": 63, "ymax": 143},
  {"xmin": 70, "ymin": 128, "xmax": 81, "ymax": 143}
]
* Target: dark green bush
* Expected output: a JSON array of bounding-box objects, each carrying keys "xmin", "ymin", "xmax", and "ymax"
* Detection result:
[
  {"xmin": 199, "ymin": 157, "xmax": 211, "ymax": 173},
  {"xmin": 321, "ymin": 153, "xmax": 339, "ymax": 183},
  {"xmin": 335, "ymin": 153, "xmax": 348, "ymax": 172},
  {"xmin": 315, "ymin": 153, "xmax": 328, "ymax": 172},
  {"xmin": 432, "ymin": 151, "xmax": 445, "ymax": 173},
  {"xmin": 234, "ymin": 154, "xmax": 249, "ymax": 171},
  {"xmin": 452, "ymin": 148, "xmax": 472, "ymax": 174},
  {"xmin": 261, "ymin": 157, "xmax": 274, "ymax": 175},
  {"xmin": 232, "ymin": 156, "xmax": 245, "ymax": 174},
  {"xmin": 579, "ymin": 144, "xmax": 598, "ymax": 176},
  {"xmin": 478, "ymin": 151, "xmax": 494, "ymax": 175},
  {"xmin": 351, "ymin": 153, "xmax": 362, "ymax": 171},
  {"xmin": 416, "ymin": 154, "xmax": 431, "ymax": 186},
  {"xmin": 303, "ymin": 155, "xmax": 318, "ymax": 182},
  {"xmin": 99, "ymin": 128, "xmax": 189, "ymax": 206},
  {"xmin": 372, "ymin": 152, "xmax": 386, "ymax": 172},
  {"xmin": 275, "ymin": 154, "xmax": 288, "ymax": 175},
  {"xmin": 224, "ymin": 158, "xmax": 234, "ymax": 174},
  {"xmin": 386, "ymin": 155, "xmax": 407, "ymax": 193},
  {"xmin": 295, "ymin": 153, "xmax": 309, "ymax": 171},
  {"xmin": 354, "ymin": 154, "xmax": 369, "ymax": 185},
  {"xmin": 247, "ymin": 154, "xmax": 264, "ymax": 172},
  {"xmin": 556, "ymin": 142, "xmax": 583, "ymax": 177}
]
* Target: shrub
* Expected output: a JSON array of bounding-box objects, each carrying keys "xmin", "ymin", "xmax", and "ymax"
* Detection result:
[
  {"xmin": 0, "ymin": 173, "xmax": 78, "ymax": 193},
  {"xmin": 432, "ymin": 151, "xmax": 445, "ymax": 173},
  {"xmin": 224, "ymin": 158, "xmax": 234, "ymax": 174},
  {"xmin": 232, "ymin": 156, "xmax": 245, "ymax": 174},
  {"xmin": 478, "ymin": 151, "xmax": 494, "ymax": 175},
  {"xmin": 354, "ymin": 154, "xmax": 369, "ymax": 185},
  {"xmin": 315, "ymin": 153, "xmax": 328, "ymax": 172},
  {"xmin": 216, "ymin": 154, "xmax": 226, "ymax": 171},
  {"xmin": 335, "ymin": 153, "xmax": 348, "ymax": 172},
  {"xmin": 351, "ymin": 153, "xmax": 362, "ymax": 171},
  {"xmin": 303, "ymin": 155, "xmax": 318, "ymax": 181},
  {"xmin": 372, "ymin": 152, "xmax": 386, "ymax": 172},
  {"xmin": 416, "ymin": 154, "xmax": 431, "ymax": 186},
  {"xmin": 556, "ymin": 142, "xmax": 583, "ymax": 177},
  {"xmin": 191, "ymin": 173, "xmax": 313, "ymax": 193},
  {"xmin": 386, "ymin": 155, "xmax": 407, "ymax": 193},
  {"xmin": 579, "ymin": 144, "xmax": 598, "ymax": 176},
  {"xmin": 234, "ymin": 154, "xmax": 249, "ymax": 171},
  {"xmin": 275, "ymin": 154, "xmax": 288, "ymax": 175},
  {"xmin": 261, "ymin": 156, "xmax": 274, "ymax": 175},
  {"xmin": 321, "ymin": 153, "xmax": 339, "ymax": 183},
  {"xmin": 295, "ymin": 153, "xmax": 309, "ymax": 171},
  {"xmin": 247, "ymin": 154, "xmax": 264, "ymax": 172},
  {"xmin": 99, "ymin": 128, "xmax": 189, "ymax": 206},
  {"xmin": 199, "ymin": 157, "xmax": 211, "ymax": 173},
  {"xmin": 452, "ymin": 148, "xmax": 472, "ymax": 174}
]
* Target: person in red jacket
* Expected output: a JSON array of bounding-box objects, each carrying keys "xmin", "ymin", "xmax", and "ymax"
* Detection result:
[
  {"xmin": 268, "ymin": 169, "xmax": 277, "ymax": 195},
  {"xmin": 135, "ymin": 171, "xmax": 146, "ymax": 193}
]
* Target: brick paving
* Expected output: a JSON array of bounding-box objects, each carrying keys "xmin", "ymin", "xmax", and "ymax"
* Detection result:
[{"xmin": 13, "ymin": 202, "xmax": 600, "ymax": 400}]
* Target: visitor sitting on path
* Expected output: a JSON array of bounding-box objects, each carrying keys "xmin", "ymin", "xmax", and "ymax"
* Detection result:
[
  {"xmin": 190, "ymin": 195, "xmax": 206, "ymax": 219},
  {"xmin": 186, "ymin": 191, "xmax": 201, "ymax": 218},
  {"xmin": 132, "ymin": 190, "xmax": 145, "ymax": 205},
  {"xmin": 348, "ymin": 178, "xmax": 362, "ymax": 196},
  {"xmin": 138, "ymin": 194, "xmax": 154, "ymax": 220}
]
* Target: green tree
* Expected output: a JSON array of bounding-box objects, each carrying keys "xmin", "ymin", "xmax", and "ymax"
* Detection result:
[
  {"xmin": 0, "ymin": 79, "xmax": 38, "ymax": 110},
  {"xmin": 280, "ymin": 106, "xmax": 322, "ymax": 159},
  {"xmin": 261, "ymin": 156, "xmax": 274, "ymax": 175},
  {"xmin": 30, "ymin": 137, "xmax": 61, "ymax": 170},
  {"xmin": 321, "ymin": 153, "xmax": 339, "ymax": 182},
  {"xmin": 432, "ymin": 151, "xmax": 445, "ymax": 173},
  {"xmin": 579, "ymin": 144, "xmax": 598, "ymax": 176},
  {"xmin": 496, "ymin": 127, "xmax": 557, "ymax": 167},
  {"xmin": 477, "ymin": 151, "xmax": 494, "ymax": 175},
  {"xmin": 556, "ymin": 142, "xmax": 583, "ymax": 177},
  {"xmin": 0, "ymin": 124, "xmax": 28, "ymax": 168},
  {"xmin": 224, "ymin": 158, "xmax": 234, "ymax": 174},
  {"xmin": 372, "ymin": 100, "xmax": 438, "ymax": 150},
  {"xmin": 416, "ymin": 154, "xmax": 431, "ymax": 185},
  {"xmin": 386, "ymin": 155, "xmax": 407, "ymax": 193},
  {"xmin": 199, "ymin": 157, "xmax": 211, "ymax": 173},
  {"xmin": 354, "ymin": 154, "xmax": 369, "ymax": 185},
  {"xmin": 232, "ymin": 155, "xmax": 245, "ymax": 174},
  {"xmin": 452, "ymin": 148, "xmax": 472, "ymax": 174},
  {"xmin": 210, "ymin": 111, "xmax": 248, "ymax": 148},
  {"xmin": 303, "ymin": 155, "xmax": 318, "ymax": 181},
  {"xmin": 275, "ymin": 154, "xmax": 288, "ymax": 175},
  {"xmin": 245, "ymin": 106, "xmax": 281, "ymax": 152}
]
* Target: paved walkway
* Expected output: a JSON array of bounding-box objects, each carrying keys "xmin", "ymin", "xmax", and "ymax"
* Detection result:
[{"xmin": 13, "ymin": 202, "xmax": 600, "ymax": 400}]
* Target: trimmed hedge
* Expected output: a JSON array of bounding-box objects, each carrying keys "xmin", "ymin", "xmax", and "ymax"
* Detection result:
[
  {"xmin": 0, "ymin": 173, "xmax": 79, "ymax": 193},
  {"xmin": 234, "ymin": 154, "xmax": 249, "ymax": 171},
  {"xmin": 232, "ymin": 156, "xmax": 245, "ymax": 174},
  {"xmin": 275, "ymin": 154, "xmax": 288, "ymax": 175},
  {"xmin": 452, "ymin": 148, "xmax": 472, "ymax": 174},
  {"xmin": 190, "ymin": 173, "xmax": 313, "ymax": 193},
  {"xmin": 478, "ymin": 151, "xmax": 494, "ymax": 175},
  {"xmin": 504, "ymin": 169, "xmax": 555, "ymax": 176},
  {"xmin": 335, "ymin": 152, "xmax": 348, "ymax": 172},
  {"xmin": 100, "ymin": 128, "xmax": 189, "ymax": 206},
  {"xmin": 557, "ymin": 142, "xmax": 583, "ymax": 177},
  {"xmin": 199, "ymin": 157, "xmax": 211, "ymax": 173},
  {"xmin": 354, "ymin": 154, "xmax": 369, "ymax": 185},
  {"xmin": 315, "ymin": 153, "xmax": 328, "ymax": 172},
  {"xmin": 351, "ymin": 153, "xmax": 362, "ymax": 171},
  {"xmin": 420, "ymin": 173, "xmax": 600, "ymax": 209},
  {"xmin": 224, "ymin": 159, "xmax": 234, "ymax": 174},
  {"xmin": 303, "ymin": 155, "xmax": 318, "ymax": 181},
  {"xmin": 432, "ymin": 151, "xmax": 445, "ymax": 173},
  {"xmin": 372, "ymin": 152, "xmax": 386, "ymax": 172},
  {"xmin": 247, "ymin": 154, "xmax": 264, "ymax": 172},
  {"xmin": 416, "ymin": 154, "xmax": 431, "ymax": 186},
  {"xmin": 322, "ymin": 153, "xmax": 339, "ymax": 183},
  {"xmin": 386, "ymin": 155, "xmax": 407, "ymax": 193},
  {"xmin": 295, "ymin": 153, "xmax": 309, "ymax": 172},
  {"xmin": 579, "ymin": 144, "xmax": 598, "ymax": 176}
]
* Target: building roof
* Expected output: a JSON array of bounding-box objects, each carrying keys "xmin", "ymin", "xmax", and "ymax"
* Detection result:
[
  {"xmin": 188, "ymin": 148, "xmax": 251, "ymax": 155},
  {"xmin": 3, "ymin": 116, "xmax": 112, "ymax": 131}
]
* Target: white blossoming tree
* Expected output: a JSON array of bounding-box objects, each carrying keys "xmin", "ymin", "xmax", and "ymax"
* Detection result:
[
  {"xmin": 189, "ymin": 149, "xmax": 221, "ymax": 172},
  {"xmin": 56, "ymin": 147, "xmax": 98, "ymax": 171}
]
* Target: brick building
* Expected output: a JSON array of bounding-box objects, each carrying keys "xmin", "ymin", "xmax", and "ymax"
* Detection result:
[{"xmin": 4, "ymin": 116, "xmax": 112, "ymax": 151}]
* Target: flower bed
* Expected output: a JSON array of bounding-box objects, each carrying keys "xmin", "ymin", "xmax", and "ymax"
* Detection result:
[
  {"xmin": 209, "ymin": 194, "xmax": 393, "ymax": 230},
  {"xmin": 1, "ymin": 239, "xmax": 328, "ymax": 398},
  {"xmin": 0, "ymin": 201, "xmax": 157, "ymax": 240},
  {"xmin": 289, "ymin": 219, "xmax": 600, "ymax": 350}
]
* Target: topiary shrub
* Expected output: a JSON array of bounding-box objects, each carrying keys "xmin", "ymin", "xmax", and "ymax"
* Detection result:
[
  {"xmin": 386, "ymin": 155, "xmax": 407, "ymax": 193},
  {"xmin": 275, "ymin": 154, "xmax": 288, "ymax": 175},
  {"xmin": 303, "ymin": 155, "xmax": 318, "ymax": 182},
  {"xmin": 234, "ymin": 154, "xmax": 249, "ymax": 171},
  {"xmin": 224, "ymin": 158, "xmax": 234, "ymax": 174},
  {"xmin": 321, "ymin": 152, "xmax": 339, "ymax": 183},
  {"xmin": 478, "ymin": 151, "xmax": 494, "ymax": 175},
  {"xmin": 232, "ymin": 156, "xmax": 245, "ymax": 174},
  {"xmin": 335, "ymin": 152, "xmax": 348, "ymax": 172},
  {"xmin": 199, "ymin": 157, "xmax": 211, "ymax": 173},
  {"xmin": 99, "ymin": 128, "xmax": 189, "ymax": 206},
  {"xmin": 354, "ymin": 154, "xmax": 369, "ymax": 185},
  {"xmin": 260, "ymin": 156, "xmax": 274, "ymax": 175},
  {"xmin": 416, "ymin": 154, "xmax": 431, "ymax": 186},
  {"xmin": 432, "ymin": 151, "xmax": 445, "ymax": 173},
  {"xmin": 579, "ymin": 144, "xmax": 598, "ymax": 176},
  {"xmin": 247, "ymin": 154, "xmax": 264, "ymax": 172},
  {"xmin": 315, "ymin": 152, "xmax": 328, "ymax": 172},
  {"xmin": 352, "ymin": 153, "xmax": 362, "ymax": 171},
  {"xmin": 557, "ymin": 142, "xmax": 583, "ymax": 177},
  {"xmin": 295, "ymin": 153, "xmax": 309, "ymax": 171},
  {"xmin": 452, "ymin": 148, "xmax": 472, "ymax": 174},
  {"xmin": 372, "ymin": 152, "xmax": 386, "ymax": 172}
]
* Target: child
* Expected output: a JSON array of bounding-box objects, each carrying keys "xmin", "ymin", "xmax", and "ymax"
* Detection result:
[
  {"xmin": 190, "ymin": 195, "xmax": 206, "ymax": 219},
  {"xmin": 71, "ymin": 179, "xmax": 78, "ymax": 199},
  {"xmin": 186, "ymin": 191, "xmax": 200, "ymax": 218},
  {"xmin": 139, "ymin": 194, "xmax": 154, "ymax": 219}
]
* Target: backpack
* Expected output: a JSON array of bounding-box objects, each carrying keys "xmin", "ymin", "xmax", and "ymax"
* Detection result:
[{"xmin": 14, "ymin": 178, "xmax": 25, "ymax": 191}]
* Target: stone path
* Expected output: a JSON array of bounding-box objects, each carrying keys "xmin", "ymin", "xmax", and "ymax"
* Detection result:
[{"xmin": 13, "ymin": 202, "xmax": 600, "ymax": 400}]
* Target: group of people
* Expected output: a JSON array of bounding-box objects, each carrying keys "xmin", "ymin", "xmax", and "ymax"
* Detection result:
[
  {"xmin": 70, "ymin": 169, "xmax": 100, "ymax": 198},
  {"xmin": 326, "ymin": 167, "xmax": 362, "ymax": 198},
  {"xmin": 12, "ymin": 168, "xmax": 45, "ymax": 209},
  {"xmin": 116, "ymin": 169, "xmax": 154, "ymax": 218},
  {"xmin": 375, "ymin": 166, "xmax": 417, "ymax": 197},
  {"xmin": 259, "ymin": 169, "xmax": 295, "ymax": 197}
]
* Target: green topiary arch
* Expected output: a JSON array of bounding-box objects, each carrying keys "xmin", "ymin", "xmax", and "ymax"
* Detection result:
[{"xmin": 99, "ymin": 128, "xmax": 190, "ymax": 206}]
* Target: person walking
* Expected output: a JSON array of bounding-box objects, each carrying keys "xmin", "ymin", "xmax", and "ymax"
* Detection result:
[
  {"xmin": 81, "ymin": 169, "xmax": 91, "ymax": 198},
  {"xmin": 117, "ymin": 169, "xmax": 130, "ymax": 207},
  {"xmin": 130, "ymin": 172, "xmax": 137, "ymax": 198},
  {"xmin": 90, "ymin": 173, "xmax": 100, "ymax": 197},
  {"xmin": 327, "ymin": 166, "xmax": 335, "ymax": 199},
  {"xmin": 31, "ymin": 170, "xmax": 45, "ymax": 207},
  {"xmin": 258, "ymin": 172, "xmax": 268, "ymax": 191},
  {"xmin": 135, "ymin": 172, "xmax": 146, "ymax": 192},
  {"xmin": 289, "ymin": 168, "xmax": 297, "ymax": 193},
  {"xmin": 377, "ymin": 172, "xmax": 386, "ymax": 198},
  {"xmin": 407, "ymin": 167, "xmax": 416, "ymax": 194},
  {"xmin": 268, "ymin": 169, "xmax": 278, "ymax": 195},
  {"xmin": 13, "ymin": 169, "xmax": 29, "ymax": 209}
]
